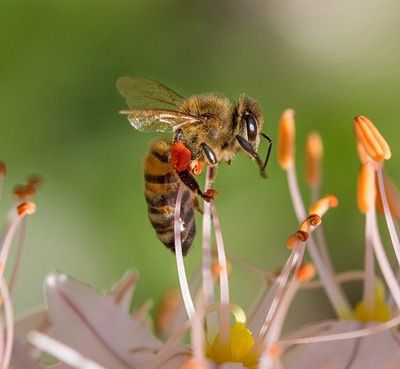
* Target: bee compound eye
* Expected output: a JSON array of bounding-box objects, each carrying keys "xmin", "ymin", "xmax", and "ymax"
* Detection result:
[{"xmin": 244, "ymin": 112, "xmax": 258, "ymax": 141}]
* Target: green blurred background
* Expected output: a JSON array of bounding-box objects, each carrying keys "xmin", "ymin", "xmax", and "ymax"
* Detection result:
[{"xmin": 1, "ymin": 0, "xmax": 400, "ymax": 325}]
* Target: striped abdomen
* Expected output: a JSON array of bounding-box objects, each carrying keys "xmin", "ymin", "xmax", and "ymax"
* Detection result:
[{"xmin": 144, "ymin": 138, "xmax": 196, "ymax": 255}]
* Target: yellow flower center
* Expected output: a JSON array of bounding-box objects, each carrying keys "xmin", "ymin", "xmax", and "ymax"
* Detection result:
[
  {"xmin": 207, "ymin": 322, "xmax": 259, "ymax": 369},
  {"xmin": 354, "ymin": 282, "xmax": 392, "ymax": 322}
]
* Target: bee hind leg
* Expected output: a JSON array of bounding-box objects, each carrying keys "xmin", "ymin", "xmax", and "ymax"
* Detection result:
[{"xmin": 177, "ymin": 170, "xmax": 217, "ymax": 203}]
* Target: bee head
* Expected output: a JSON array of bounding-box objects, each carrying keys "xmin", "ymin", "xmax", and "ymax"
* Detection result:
[{"xmin": 233, "ymin": 95, "xmax": 264, "ymax": 151}]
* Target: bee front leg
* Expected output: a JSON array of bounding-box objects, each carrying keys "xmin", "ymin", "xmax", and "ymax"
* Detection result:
[{"xmin": 177, "ymin": 170, "xmax": 217, "ymax": 203}]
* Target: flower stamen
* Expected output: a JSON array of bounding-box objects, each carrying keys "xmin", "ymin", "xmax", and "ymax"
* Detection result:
[
  {"xmin": 305, "ymin": 132, "xmax": 323, "ymax": 195},
  {"xmin": 174, "ymin": 183, "xmax": 195, "ymax": 320},
  {"xmin": 357, "ymin": 163, "xmax": 376, "ymax": 214},
  {"xmin": 277, "ymin": 109, "xmax": 295, "ymax": 170},
  {"xmin": 354, "ymin": 115, "xmax": 391, "ymax": 162}
]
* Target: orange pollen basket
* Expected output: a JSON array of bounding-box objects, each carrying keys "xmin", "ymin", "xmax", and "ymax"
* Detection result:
[
  {"xmin": 354, "ymin": 115, "xmax": 391, "ymax": 162},
  {"xmin": 171, "ymin": 141, "xmax": 192, "ymax": 172}
]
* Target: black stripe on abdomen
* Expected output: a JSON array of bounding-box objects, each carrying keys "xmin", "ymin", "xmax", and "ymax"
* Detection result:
[{"xmin": 145, "ymin": 173, "xmax": 177, "ymax": 184}]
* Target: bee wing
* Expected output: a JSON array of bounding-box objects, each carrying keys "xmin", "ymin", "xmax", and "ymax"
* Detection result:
[
  {"xmin": 116, "ymin": 76, "xmax": 185, "ymax": 109},
  {"xmin": 120, "ymin": 109, "xmax": 203, "ymax": 133}
]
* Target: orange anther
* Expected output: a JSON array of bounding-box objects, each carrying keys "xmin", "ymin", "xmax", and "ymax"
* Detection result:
[
  {"xmin": 356, "ymin": 139, "xmax": 372, "ymax": 165},
  {"xmin": 299, "ymin": 214, "xmax": 321, "ymax": 233},
  {"xmin": 309, "ymin": 195, "xmax": 338, "ymax": 217},
  {"xmin": 17, "ymin": 202, "xmax": 36, "ymax": 216},
  {"xmin": 287, "ymin": 230, "xmax": 308, "ymax": 249},
  {"xmin": 296, "ymin": 263, "xmax": 316, "ymax": 283},
  {"xmin": 266, "ymin": 344, "xmax": 283, "ymax": 359},
  {"xmin": 357, "ymin": 163, "xmax": 376, "ymax": 214},
  {"xmin": 277, "ymin": 109, "xmax": 295, "ymax": 169},
  {"xmin": 305, "ymin": 132, "xmax": 323, "ymax": 187},
  {"xmin": 354, "ymin": 115, "xmax": 391, "ymax": 162}
]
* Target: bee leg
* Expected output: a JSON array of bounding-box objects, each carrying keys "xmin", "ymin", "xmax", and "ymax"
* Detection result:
[
  {"xmin": 192, "ymin": 196, "xmax": 204, "ymax": 214},
  {"xmin": 236, "ymin": 135, "xmax": 267, "ymax": 178},
  {"xmin": 200, "ymin": 143, "xmax": 218, "ymax": 166},
  {"xmin": 177, "ymin": 170, "xmax": 218, "ymax": 203},
  {"xmin": 260, "ymin": 132, "xmax": 272, "ymax": 174}
]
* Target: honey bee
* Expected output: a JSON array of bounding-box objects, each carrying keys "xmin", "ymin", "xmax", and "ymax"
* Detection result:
[{"xmin": 117, "ymin": 76, "xmax": 272, "ymax": 255}]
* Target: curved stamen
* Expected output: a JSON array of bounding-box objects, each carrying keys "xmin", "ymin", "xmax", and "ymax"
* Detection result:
[
  {"xmin": 210, "ymin": 202, "xmax": 230, "ymax": 344},
  {"xmin": 376, "ymin": 163, "xmax": 400, "ymax": 267},
  {"xmin": 202, "ymin": 167, "xmax": 216, "ymax": 337},
  {"xmin": 174, "ymin": 184, "xmax": 195, "ymax": 320},
  {"xmin": 279, "ymin": 313, "xmax": 400, "ymax": 346}
]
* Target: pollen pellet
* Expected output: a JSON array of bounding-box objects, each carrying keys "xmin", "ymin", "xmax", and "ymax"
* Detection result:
[
  {"xmin": 357, "ymin": 163, "xmax": 376, "ymax": 214},
  {"xmin": 309, "ymin": 195, "xmax": 338, "ymax": 217},
  {"xmin": 277, "ymin": 109, "xmax": 295, "ymax": 169},
  {"xmin": 296, "ymin": 263, "xmax": 316, "ymax": 283},
  {"xmin": 17, "ymin": 202, "xmax": 36, "ymax": 216},
  {"xmin": 305, "ymin": 132, "xmax": 323, "ymax": 187},
  {"xmin": 354, "ymin": 115, "xmax": 391, "ymax": 162}
]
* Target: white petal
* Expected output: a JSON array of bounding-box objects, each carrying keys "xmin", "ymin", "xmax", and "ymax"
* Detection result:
[
  {"xmin": 108, "ymin": 270, "xmax": 138, "ymax": 312},
  {"xmin": 10, "ymin": 340, "xmax": 44, "ymax": 369},
  {"xmin": 282, "ymin": 320, "xmax": 400, "ymax": 369},
  {"xmin": 45, "ymin": 272, "xmax": 161, "ymax": 369},
  {"xmin": 14, "ymin": 309, "xmax": 50, "ymax": 341}
]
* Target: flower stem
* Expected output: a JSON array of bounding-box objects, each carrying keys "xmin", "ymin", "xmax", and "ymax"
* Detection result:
[
  {"xmin": 287, "ymin": 166, "xmax": 352, "ymax": 318},
  {"xmin": 368, "ymin": 207, "xmax": 400, "ymax": 308},
  {"xmin": 363, "ymin": 212, "xmax": 375, "ymax": 312}
]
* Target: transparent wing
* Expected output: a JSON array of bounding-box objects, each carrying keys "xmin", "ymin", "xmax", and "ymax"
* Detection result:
[
  {"xmin": 116, "ymin": 76, "xmax": 185, "ymax": 109},
  {"xmin": 120, "ymin": 109, "xmax": 203, "ymax": 133}
]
